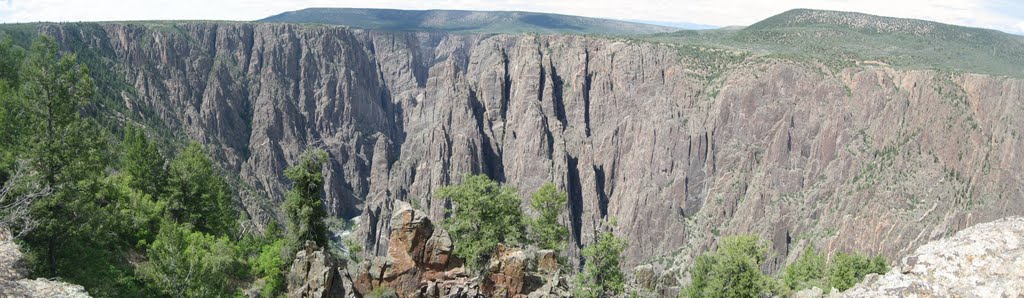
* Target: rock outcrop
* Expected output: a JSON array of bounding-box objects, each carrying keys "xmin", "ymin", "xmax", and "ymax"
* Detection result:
[
  {"xmin": 0, "ymin": 228, "xmax": 91, "ymax": 298},
  {"xmin": 840, "ymin": 217, "xmax": 1024, "ymax": 297},
  {"xmin": 631, "ymin": 264, "xmax": 680, "ymax": 297},
  {"xmin": 348, "ymin": 203, "xmax": 568, "ymax": 297},
  {"xmin": 483, "ymin": 245, "xmax": 569, "ymax": 298},
  {"xmin": 353, "ymin": 203, "xmax": 467, "ymax": 297},
  {"xmin": 29, "ymin": 21, "xmax": 1024, "ymax": 273},
  {"xmin": 286, "ymin": 241, "xmax": 355, "ymax": 298}
]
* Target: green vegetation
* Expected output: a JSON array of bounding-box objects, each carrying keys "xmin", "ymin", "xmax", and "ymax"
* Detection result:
[
  {"xmin": 782, "ymin": 246, "xmax": 827, "ymax": 290},
  {"xmin": 138, "ymin": 223, "xmax": 242, "ymax": 297},
  {"xmin": 528, "ymin": 183, "xmax": 569, "ymax": 252},
  {"xmin": 574, "ymin": 230, "xmax": 627, "ymax": 298},
  {"xmin": 436, "ymin": 176, "xmax": 574, "ymax": 273},
  {"xmin": 165, "ymin": 143, "xmax": 236, "ymax": 236},
  {"xmin": 827, "ymin": 251, "xmax": 889, "ymax": 291},
  {"xmin": 641, "ymin": 9, "xmax": 1024, "ymax": 77},
  {"xmin": 283, "ymin": 148, "xmax": 331, "ymax": 254},
  {"xmin": 683, "ymin": 235, "xmax": 780, "ymax": 298},
  {"xmin": 781, "ymin": 245, "xmax": 889, "ymax": 292},
  {"xmin": 436, "ymin": 174, "xmax": 526, "ymax": 270},
  {"xmin": 251, "ymin": 230, "xmax": 287, "ymax": 297},
  {"xmin": 681, "ymin": 235, "xmax": 890, "ymax": 297},
  {"xmin": 0, "ymin": 35, "xmax": 334, "ymax": 297}
]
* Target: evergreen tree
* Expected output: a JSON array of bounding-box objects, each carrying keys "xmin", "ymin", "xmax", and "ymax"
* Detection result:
[
  {"xmin": 827, "ymin": 252, "xmax": 889, "ymax": 291},
  {"xmin": 574, "ymin": 230, "xmax": 627, "ymax": 298},
  {"xmin": 16, "ymin": 35, "xmax": 112, "ymax": 277},
  {"xmin": 120, "ymin": 124, "xmax": 167, "ymax": 196},
  {"xmin": 0, "ymin": 36, "xmax": 23, "ymax": 89},
  {"xmin": 782, "ymin": 245, "xmax": 827, "ymax": 291},
  {"xmin": 139, "ymin": 223, "xmax": 242, "ymax": 298},
  {"xmin": 528, "ymin": 183, "xmax": 569, "ymax": 252},
  {"xmin": 283, "ymin": 148, "xmax": 330, "ymax": 250},
  {"xmin": 165, "ymin": 143, "xmax": 235, "ymax": 236},
  {"xmin": 436, "ymin": 174, "xmax": 526, "ymax": 270},
  {"xmin": 0, "ymin": 36, "xmax": 26, "ymax": 178},
  {"xmin": 683, "ymin": 235, "xmax": 779, "ymax": 298}
]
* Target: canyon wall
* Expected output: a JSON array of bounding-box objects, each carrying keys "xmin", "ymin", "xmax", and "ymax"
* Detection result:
[{"xmin": 35, "ymin": 23, "xmax": 1024, "ymax": 271}]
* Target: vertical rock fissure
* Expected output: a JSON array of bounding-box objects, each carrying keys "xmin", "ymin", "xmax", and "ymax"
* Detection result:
[
  {"xmin": 566, "ymin": 155, "xmax": 585, "ymax": 249},
  {"xmin": 537, "ymin": 63, "xmax": 547, "ymax": 103},
  {"xmin": 583, "ymin": 49, "xmax": 593, "ymax": 137},
  {"xmin": 549, "ymin": 62, "xmax": 568, "ymax": 129},
  {"xmin": 501, "ymin": 49, "xmax": 512, "ymax": 120},
  {"xmin": 594, "ymin": 165, "xmax": 609, "ymax": 218},
  {"xmin": 468, "ymin": 88, "xmax": 505, "ymax": 182}
]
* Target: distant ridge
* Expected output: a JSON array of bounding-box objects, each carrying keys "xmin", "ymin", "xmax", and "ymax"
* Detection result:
[
  {"xmin": 643, "ymin": 9, "xmax": 1024, "ymax": 77},
  {"xmin": 259, "ymin": 7, "xmax": 679, "ymax": 35},
  {"xmin": 749, "ymin": 8, "xmax": 1017, "ymax": 38}
]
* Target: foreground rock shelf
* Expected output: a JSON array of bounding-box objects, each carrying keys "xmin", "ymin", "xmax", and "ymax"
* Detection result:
[{"xmin": 796, "ymin": 216, "xmax": 1024, "ymax": 297}]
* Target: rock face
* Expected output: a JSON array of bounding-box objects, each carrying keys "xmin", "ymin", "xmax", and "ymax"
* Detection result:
[
  {"xmin": 29, "ymin": 22, "xmax": 1024, "ymax": 272},
  {"xmin": 841, "ymin": 217, "xmax": 1024, "ymax": 297},
  {"xmin": 0, "ymin": 228, "xmax": 91, "ymax": 298},
  {"xmin": 286, "ymin": 241, "xmax": 354, "ymax": 298}
]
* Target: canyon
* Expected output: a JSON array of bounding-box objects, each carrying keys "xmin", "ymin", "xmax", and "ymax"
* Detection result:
[{"xmin": 19, "ymin": 14, "xmax": 1024, "ymax": 279}]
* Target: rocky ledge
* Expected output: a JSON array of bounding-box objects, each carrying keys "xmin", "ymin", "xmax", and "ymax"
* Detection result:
[
  {"xmin": 286, "ymin": 202, "xmax": 569, "ymax": 297},
  {"xmin": 797, "ymin": 217, "xmax": 1024, "ymax": 297},
  {"xmin": 0, "ymin": 228, "xmax": 91, "ymax": 298}
]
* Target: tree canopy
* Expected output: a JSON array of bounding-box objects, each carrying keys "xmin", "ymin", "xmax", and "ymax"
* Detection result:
[
  {"xmin": 436, "ymin": 174, "xmax": 526, "ymax": 270},
  {"xmin": 528, "ymin": 183, "xmax": 569, "ymax": 252},
  {"xmin": 574, "ymin": 230, "xmax": 627, "ymax": 298},
  {"xmin": 683, "ymin": 235, "xmax": 779, "ymax": 298}
]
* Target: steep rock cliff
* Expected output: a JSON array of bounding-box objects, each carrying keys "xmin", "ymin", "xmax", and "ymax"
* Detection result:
[{"xmin": 28, "ymin": 22, "xmax": 1024, "ymax": 272}]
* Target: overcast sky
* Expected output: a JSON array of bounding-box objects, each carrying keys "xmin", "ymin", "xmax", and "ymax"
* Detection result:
[{"xmin": 1, "ymin": 0, "xmax": 1022, "ymax": 34}]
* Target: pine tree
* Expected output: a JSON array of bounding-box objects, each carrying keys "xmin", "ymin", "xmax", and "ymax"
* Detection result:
[
  {"xmin": 165, "ymin": 143, "xmax": 235, "ymax": 236},
  {"xmin": 283, "ymin": 148, "xmax": 330, "ymax": 250},
  {"xmin": 574, "ymin": 230, "xmax": 627, "ymax": 298},
  {"xmin": 17, "ymin": 35, "xmax": 110, "ymax": 276},
  {"xmin": 139, "ymin": 223, "xmax": 241, "ymax": 297},
  {"xmin": 120, "ymin": 124, "xmax": 166, "ymax": 196},
  {"xmin": 437, "ymin": 174, "xmax": 526, "ymax": 270},
  {"xmin": 528, "ymin": 183, "xmax": 569, "ymax": 252}
]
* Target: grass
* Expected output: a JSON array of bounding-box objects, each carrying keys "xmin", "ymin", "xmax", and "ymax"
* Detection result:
[{"xmin": 637, "ymin": 9, "xmax": 1024, "ymax": 78}]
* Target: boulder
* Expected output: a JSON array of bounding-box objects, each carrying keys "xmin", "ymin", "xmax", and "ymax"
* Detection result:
[{"xmin": 286, "ymin": 241, "xmax": 353, "ymax": 298}]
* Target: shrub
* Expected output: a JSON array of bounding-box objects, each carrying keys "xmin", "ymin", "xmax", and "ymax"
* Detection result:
[
  {"xmin": 574, "ymin": 230, "xmax": 627, "ymax": 298},
  {"xmin": 780, "ymin": 245, "xmax": 889, "ymax": 292},
  {"xmin": 139, "ymin": 223, "xmax": 242, "ymax": 297},
  {"xmin": 827, "ymin": 252, "xmax": 888, "ymax": 291},
  {"xmin": 782, "ymin": 245, "xmax": 827, "ymax": 291},
  {"xmin": 252, "ymin": 238, "xmax": 287, "ymax": 297},
  {"xmin": 436, "ymin": 174, "xmax": 525, "ymax": 270},
  {"xmin": 683, "ymin": 235, "xmax": 778, "ymax": 297}
]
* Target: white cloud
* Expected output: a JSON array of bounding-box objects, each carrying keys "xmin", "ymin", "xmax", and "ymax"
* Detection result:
[{"xmin": 0, "ymin": 0, "xmax": 1021, "ymax": 34}]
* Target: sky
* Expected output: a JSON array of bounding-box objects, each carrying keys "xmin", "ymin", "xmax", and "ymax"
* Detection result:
[{"xmin": 1, "ymin": 0, "xmax": 1022, "ymax": 35}]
